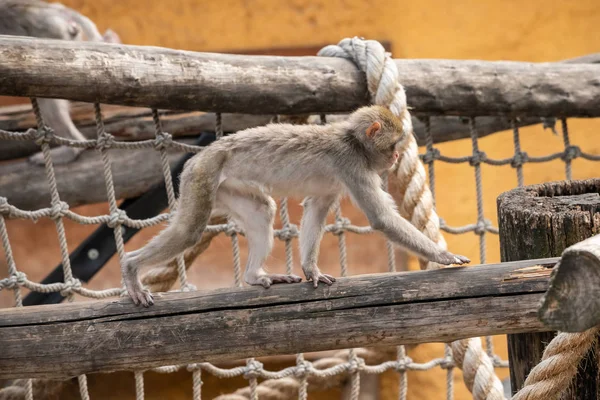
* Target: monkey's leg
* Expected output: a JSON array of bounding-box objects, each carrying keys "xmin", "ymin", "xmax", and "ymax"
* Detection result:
[
  {"xmin": 122, "ymin": 168, "xmax": 219, "ymax": 306},
  {"xmin": 30, "ymin": 99, "xmax": 85, "ymax": 165},
  {"xmin": 219, "ymin": 189, "xmax": 302, "ymax": 288},
  {"xmin": 299, "ymin": 196, "xmax": 338, "ymax": 288}
]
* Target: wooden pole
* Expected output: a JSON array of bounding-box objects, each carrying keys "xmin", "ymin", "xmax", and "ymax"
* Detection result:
[
  {"xmin": 539, "ymin": 233, "xmax": 600, "ymax": 332},
  {"xmin": 0, "ymin": 257, "xmax": 555, "ymax": 380},
  {"xmin": 498, "ymin": 178, "xmax": 600, "ymax": 398},
  {"xmin": 1, "ymin": 36, "xmax": 600, "ymax": 117}
]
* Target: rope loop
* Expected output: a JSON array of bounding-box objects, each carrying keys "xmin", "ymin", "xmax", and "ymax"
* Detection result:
[
  {"xmin": 469, "ymin": 150, "xmax": 487, "ymax": 167},
  {"xmin": 107, "ymin": 209, "xmax": 127, "ymax": 228},
  {"xmin": 330, "ymin": 217, "xmax": 350, "ymax": 236},
  {"xmin": 474, "ymin": 219, "xmax": 491, "ymax": 236},
  {"xmin": 96, "ymin": 132, "xmax": 116, "ymax": 150},
  {"xmin": 511, "ymin": 151, "xmax": 529, "ymax": 168},
  {"xmin": 60, "ymin": 278, "xmax": 82, "ymax": 297},
  {"xmin": 0, "ymin": 197, "xmax": 10, "ymax": 216},
  {"xmin": 394, "ymin": 356, "xmax": 413, "ymax": 372},
  {"xmin": 562, "ymin": 145, "xmax": 581, "ymax": 162},
  {"xmin": 274, "ymin": 224, "xmax": 299, "ymax": 241},
  {"xmin": 225, "ymin": 222, "xmax": 240, "ymax": 237},
  {"xmin": 154, "ymin": 132, "xmax": 173, "ymax": 150},
  {"xmin": 34, "ymin": 125, "xmax": 54, "ymax": 146},
  {"xmin": 244, "ymin": 360, "xmax": 264, "ymax": 380},
  {"xmin": 50, "ymin": 201, "xmax": 69, "ymax": 220},
  {"xmin": 3, "ymin": 271, "xmax": 27, "ymax": 289},
  {"xmin": 422, "ymin": 148, "xmax": 441, "ymax": 164}
]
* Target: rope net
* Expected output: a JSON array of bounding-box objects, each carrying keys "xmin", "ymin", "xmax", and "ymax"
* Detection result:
[{"xmin": 0, "ymin": 37, "xmax": 598, "ymax": 400}]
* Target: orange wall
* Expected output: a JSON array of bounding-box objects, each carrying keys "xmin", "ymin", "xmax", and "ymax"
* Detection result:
[{"xmin": 1, "ymin": 1, "xmax": 600, "ymax": 399}]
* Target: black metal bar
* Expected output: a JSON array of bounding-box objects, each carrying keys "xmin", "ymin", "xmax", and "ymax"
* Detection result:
[{"xmin": 23, "ymin": 133, "xmax": 216, "ymax": 306}]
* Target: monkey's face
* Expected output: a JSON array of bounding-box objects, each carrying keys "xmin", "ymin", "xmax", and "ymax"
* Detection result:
[{"xmin": 369, "ymin": 125, "xmax": 405, "ymax": 172}]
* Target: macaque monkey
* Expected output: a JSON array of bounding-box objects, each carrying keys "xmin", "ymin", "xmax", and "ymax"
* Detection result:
[
  {"xmin": 0, "ymin": 0, "xmax": 121, "ymax": 165},
  {"xmin": 123, "ymin": 106, "xmax": 470, "ymax": 306}
]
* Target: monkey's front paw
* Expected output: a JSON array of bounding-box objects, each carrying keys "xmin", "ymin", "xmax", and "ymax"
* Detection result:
[
  {"xmin": 304, "ymin": 267, "xmax": 336, "ymax": 289},
  {"xmin": 127, "ymin": 286, "xmax": 154, "ymax": 307},
  {"xmin": 437, "ymin": 251, "xmax": 471, "ymax": 266},
  {"xmin": 247, "ymin": 274, "xmax": 302, "ymax": 289}
]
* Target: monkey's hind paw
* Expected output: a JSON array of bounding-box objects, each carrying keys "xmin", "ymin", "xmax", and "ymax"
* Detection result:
[
  {"xmin": 306, "ymin": 271, "xmax": 336, "ymax": 289},
  {"xmin": 437, "ymin": 251, "xmax": 470, "ymax": 266},
  {"xmin": 248, "ymin": 274, "xmax": 302, "ymax": 289},
  {"xmin": 128, "ymin": 288, "xmax": 154, "ymax": 307}
]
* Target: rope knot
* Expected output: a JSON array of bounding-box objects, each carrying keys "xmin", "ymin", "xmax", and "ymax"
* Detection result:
[
  {"xmin": 348, "ymin": 357, "xmax": 365, "ymax": 374},
  {"xmin": 34, "ymin": 126, "xmax": 54, "ymax": 146},
  {"xmin": 332, "ymin": 217, "xmax": 351, "ymax": 236},
  {"xmin": 96, "ymin": 132, "xmax": 116, "ymax": 150},
  {"xmin": 50, "ymin": 201, "xmax": 69, "ymax": 220},
  {"xmin": 225, "ymin": 223, "xmax": 239, "ymax": 237},
  {"xmin": 394, "ymin": 356, "xmax": 413, "ymax": 372},
  {"xmin": 469, "ymin": 150, "xmax": 487, "ymax": 166},
  {"xmin": 275, "ymin": 224, "xmax": 299, "ymax": 241},
  {"xmin": 422, "ymin": 148, "xmax": 440, "ymax": 164},
  {"xmin": 295, "ymin": 360, "xmax": 311, "ymax": 377},
  {"xmin": 511, "ymin": 151, "xmax": 529, "ymax": 168},
  {"xmin": 0, "ymin": 197, "xmax": 10, "ymax": 216},
  {"xmin": 562, "ymin": 145, "xmax": 581, "ymax": 162},
  {"xmin": 244, "ymin": 360, "xmax": 264, "ymax": 379},
  {"xmin": 154, "ymin": 132, "xmax": 173, "ymax": 150},
  {"xmin": 107, "ymin": 209, "xmax": 127, "ymax": 228},
  {"xmin": 60, "ymin": 278, "xmax": 82, "ymax": 297},
  {"xmin": 474, "ymin": 219, "xmax": 492, "ymax": 236},
  {"xmin": 1, "ymin": 271, "xmax": 27, "ymax": 290}
]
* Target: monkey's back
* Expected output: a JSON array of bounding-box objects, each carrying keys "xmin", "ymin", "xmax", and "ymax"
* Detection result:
[{"xmin": 207, "ymin": 122, "xmax": 353, "ymax": 198}]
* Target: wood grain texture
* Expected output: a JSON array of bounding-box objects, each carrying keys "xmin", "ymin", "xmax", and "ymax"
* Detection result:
[
  {"xmin": 498, "ymin": 178, "xmax": 600, "ymax": 398},
  {"xmin": 0, "ymin": 258, "xmax": 556, "ymax": 380},
  {"xmin": 539, "ymin": 234, "xmax": 600, "ymax": 332},
  {"xmin": 1, "ymin": 36, "xmax": 600, "ymax": 117},
  {"xmin": 0, "ymin": 138, "xmax": 197, "ymax": 210}
]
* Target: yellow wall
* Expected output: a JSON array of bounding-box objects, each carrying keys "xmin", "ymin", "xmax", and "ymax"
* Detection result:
[{"xmin": 3, "ymin": 0, "xmax": 600, "ymax": 399}]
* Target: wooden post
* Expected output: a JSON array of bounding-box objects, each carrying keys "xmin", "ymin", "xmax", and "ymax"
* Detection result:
[{"xmin": 497, "ymin": 178, "xmax": 600, "ymax": 397}]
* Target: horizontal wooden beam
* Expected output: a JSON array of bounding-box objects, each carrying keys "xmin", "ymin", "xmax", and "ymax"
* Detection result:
[
  {"xmin": 0, "ymin": 257, "xmax": 558, "ymax": 379},
  {"xmin": 0, "ymin": 137, "xmax": 196, "ymax": 210},
  {"xmin": 0, "ymin": 103, "xmax": 557, "ymax": 162},
  {"xmin": 0, "ymin": 36, "xmax": 599, "ymax": 117}
]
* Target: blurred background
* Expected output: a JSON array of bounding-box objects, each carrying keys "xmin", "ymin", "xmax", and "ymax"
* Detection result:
[{"xmin": 1, "ymin": 0, "xmax": 600, "ymax": 399}]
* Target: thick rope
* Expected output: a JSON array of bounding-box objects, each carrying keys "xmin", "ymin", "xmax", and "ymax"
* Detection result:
[
  {"xmin": 512, "ymin": 327, "xmax": 599, "ymax": 400},
  {"xmin": 319, "ymin": 37, "xmax": 506, "ymax": 400}
]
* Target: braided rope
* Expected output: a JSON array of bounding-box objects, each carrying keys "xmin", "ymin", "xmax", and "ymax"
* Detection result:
[
  {"xmin": 318, "ymin": 37, "xmax": 506, "ymax": 400},
  {"xmin": 512, "ymin": 328, "xmax": 599, "ymax": 400}
]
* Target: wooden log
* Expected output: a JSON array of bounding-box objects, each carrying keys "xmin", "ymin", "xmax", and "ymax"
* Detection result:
[
  {"xmin": 0, "ymin": 257, "xmax": 556, "ymax": 380},
  {"xmin": 1, "ymin": 36, "xmax": 600, "ymax": 117},
  {"xmin": 498, "ymin": 178, "xmax": 600, "ymax": 398},
  {"xmin": 538, "ymin": 234, "xmax": 600, "ymax": 332},
  {"xmin": 0, "ymin": 138, "xmax": 197, "ymax": 210},
  {"xmin": 2, "ymin": 51, "xmax": 598, "ymax": 161}
]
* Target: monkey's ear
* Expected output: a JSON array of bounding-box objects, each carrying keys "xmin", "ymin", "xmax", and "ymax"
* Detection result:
[{"xmin": 365, "ymin": 121, "xmax": 381, "ymax": 138}]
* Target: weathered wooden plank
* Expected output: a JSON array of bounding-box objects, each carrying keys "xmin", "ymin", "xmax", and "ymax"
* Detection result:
[
  {"xmin": 0, "ymin": 138, "xmax": 197, "ymax": 210},
  {"xmin": 539, "ymin": 234, "xmax": 600, "ymax": 332},
  {"xmin": 0, "ymin": 258, "xmax": 556, "ymax": 380},
  {"xmin": 498, "ymin": 178, "xmax": 600, "ymax": 398},
  {"xmin": 0, "ymin": 36, "xmax": 599, "ymax": 117}
]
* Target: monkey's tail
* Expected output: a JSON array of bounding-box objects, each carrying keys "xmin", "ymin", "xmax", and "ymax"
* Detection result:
[{"xmin": 124, "ymin": 150, "xmax": 229, "ymax": 272}]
